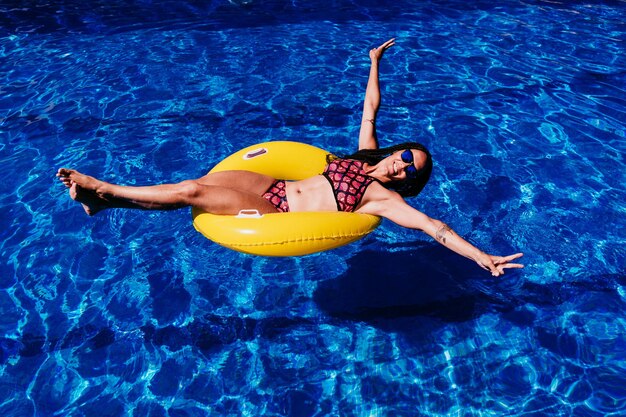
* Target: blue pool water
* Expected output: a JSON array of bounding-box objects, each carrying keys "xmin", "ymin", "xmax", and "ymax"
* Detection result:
[{"xmin": 1, "ymin": 0, "xmax": 625, "ymax": 415}]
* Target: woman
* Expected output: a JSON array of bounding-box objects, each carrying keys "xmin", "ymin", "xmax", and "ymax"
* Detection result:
[{"xmin": 58, "ymin": 39, "xmax": 523, "ymax": 276}]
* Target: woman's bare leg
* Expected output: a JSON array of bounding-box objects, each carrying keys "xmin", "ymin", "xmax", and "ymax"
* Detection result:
[{"xmin": 56, "ymin": 168, "xmax": 278, "ymax": 216}]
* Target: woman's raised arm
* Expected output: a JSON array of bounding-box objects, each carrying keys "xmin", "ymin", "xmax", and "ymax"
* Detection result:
[{"xmin": 358, "ymin": 38, "xmax": 395, "ymax": 151}]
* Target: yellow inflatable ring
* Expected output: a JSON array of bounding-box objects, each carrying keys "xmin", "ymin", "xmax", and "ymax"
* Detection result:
[{"xmin": 192, "ymin": 141, "xmax": 381, "ymax": 256}]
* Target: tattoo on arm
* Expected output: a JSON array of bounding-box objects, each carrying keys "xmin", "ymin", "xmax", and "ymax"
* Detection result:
[{"xmin": 435, "ymin": 223, "xmax": 452, "ymax": 244}]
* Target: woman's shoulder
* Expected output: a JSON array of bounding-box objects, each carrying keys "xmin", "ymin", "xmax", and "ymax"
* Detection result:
[
  {"xmin": 361, "ymin": 181, "xmax": 402, "ymax": 202},
  {"xmin": 357, "ymin": 183, "xmax": 406, "ymax": 216}
]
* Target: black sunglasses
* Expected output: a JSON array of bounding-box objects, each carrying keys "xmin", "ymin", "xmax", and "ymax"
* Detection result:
[{"xmin": 401, "ymin": 149, "xmax": 419, "ymax": 179}]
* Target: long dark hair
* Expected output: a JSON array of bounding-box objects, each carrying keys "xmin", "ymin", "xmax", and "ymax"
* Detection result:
[{"xmin": 330, "ymin": 142, "xmax": 433, "ymax": 197}]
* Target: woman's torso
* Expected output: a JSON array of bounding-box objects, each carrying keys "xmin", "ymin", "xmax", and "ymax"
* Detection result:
[
  {"xmin": 285, "ymin": 159, "xmax": 379, "ymax": 213},
  {"xmin": 285, "ymin": 175, "xmax": 338, "ymax": 212}
]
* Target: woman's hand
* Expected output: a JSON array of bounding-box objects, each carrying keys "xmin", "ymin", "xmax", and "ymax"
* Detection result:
[
  {"xmin": 370, "ymin": 38, "xmax": 395, "ymax": 63},
  {"xmin": 475, "ymin": 252, "xmax": 524, "ymax": 277}
]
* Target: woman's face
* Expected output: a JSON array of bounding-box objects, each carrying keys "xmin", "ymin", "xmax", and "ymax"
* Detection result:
[{"xmin": 377, "ymin": 149, "xmax": 428, "ymax": 183}]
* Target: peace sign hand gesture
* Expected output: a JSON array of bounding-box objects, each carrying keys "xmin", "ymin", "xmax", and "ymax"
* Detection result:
[{"xmin": 476, "ymin": 252, "xmax": 525, "ymax": 277}]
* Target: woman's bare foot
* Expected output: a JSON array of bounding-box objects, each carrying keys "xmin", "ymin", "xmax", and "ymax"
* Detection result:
[
  {"xmin": 57, "ymin": 168, "xmax": 109, "ymax": 216},
  {"xmin": 70, "ymin": 183, "xmax": 109, "ymax": 215},
  {"xmin": 56, "ymin": 168, "xmax": 100, "ymax": 191}
]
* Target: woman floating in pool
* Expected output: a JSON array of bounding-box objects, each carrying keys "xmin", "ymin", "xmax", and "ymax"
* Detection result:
[{"xmin": 58, "ymin": 39, "xmax": 523, "ymax": 276}]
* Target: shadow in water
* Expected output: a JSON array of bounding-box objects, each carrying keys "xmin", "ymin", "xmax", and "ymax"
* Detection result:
[
  {"xmin": 314, "ymin": 244, "xmax": 501, "ymax": 329},
  {"xmin": 313, "ymin": 243, "xmax": 625, "ymax": 332}
]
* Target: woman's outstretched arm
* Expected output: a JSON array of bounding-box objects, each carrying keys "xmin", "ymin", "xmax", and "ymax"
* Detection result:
[
  {"xmin": 358, "ymin": 38, "xmax": 395, "ymax": 151},
  {"xmin": 361, "ymin": 191, "xmax": 524, "ymax": 276}
]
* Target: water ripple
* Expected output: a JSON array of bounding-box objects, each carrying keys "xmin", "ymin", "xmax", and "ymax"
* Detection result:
[{"xmin": 1, "ymin": 1, "xmax": 625, "ymax": 416}]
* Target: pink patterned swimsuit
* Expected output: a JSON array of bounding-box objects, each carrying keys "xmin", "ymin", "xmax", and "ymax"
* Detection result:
[
  {"xmin": 262, "ymin": 159, "xmax": 376, "ymax": 213},
  {"xmin": 321, "ymin": 159, "xmax": 376, "ymax": 212},
  {"xmin": 262, "ymin": 180, "xmax": 290, "ymax": 212}
]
